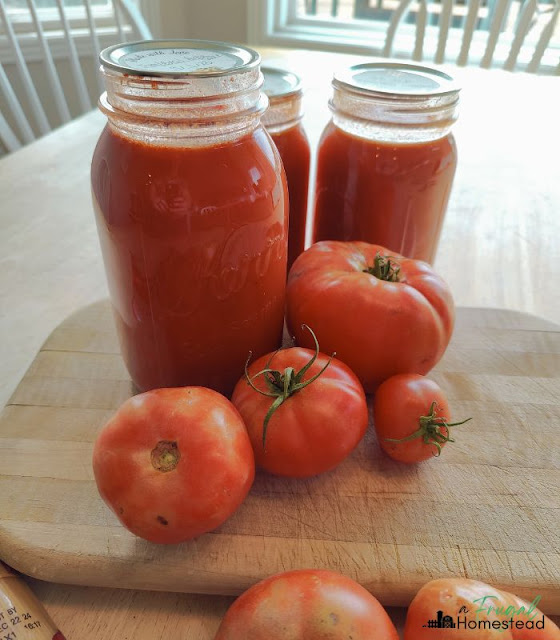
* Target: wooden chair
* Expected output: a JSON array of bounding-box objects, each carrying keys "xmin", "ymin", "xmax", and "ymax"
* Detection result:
[
  {"xmin": 0, "ymin": 0, "xmax": 151, "ymax": 153},
  {"xmin": 382, "ymin": 0, "xmax": 560, "ymax": 73}
]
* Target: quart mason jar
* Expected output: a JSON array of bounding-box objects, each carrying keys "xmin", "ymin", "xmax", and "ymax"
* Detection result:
[
  {"xmin": 91, "ymin": 40, "xmax": 288, "ymax": 395},
  {"xmin": 312, "ymin": 63, "xmax": 460, "ymax": 264},
  {"xmin": 261, "ymin": 67, "xmax": 310, "ymax": 271}
]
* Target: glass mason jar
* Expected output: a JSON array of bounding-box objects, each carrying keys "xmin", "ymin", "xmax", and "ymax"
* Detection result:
[
  {"xmin": 91, "ymin": 40, "xmax": 288, "ymax": 395},
  {"xmin": 312, "ymin": 63, "xmax": 460, "ymax": 264},
  {"xmin": 261, "ymin": 67, "xmax": 311, "ymax": 271}
]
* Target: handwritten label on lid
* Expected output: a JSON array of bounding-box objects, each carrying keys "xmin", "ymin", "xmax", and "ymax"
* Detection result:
[
  {"xmin": 352, "ymin": 68, "xmax": 442, "ymax": 94},
  {"xmin": 119, "ymin": 48, "xmax": 243, "ymax": 74}
]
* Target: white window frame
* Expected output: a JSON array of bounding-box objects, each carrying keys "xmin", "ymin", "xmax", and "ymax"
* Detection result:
[
  {"xmin": 247, "ymin": 0, "xmax": 560, "ymax": 72},
  {"xmin": 0, "ymin": 0, "xmax": 151, "ymax": 64},
  {"xmin": 247, "ymin": 0, "xmax": 491, "ymax": 61},
  {"xmin": 247, "ymin": 0, "xmax": 391, "ymax": 55}
]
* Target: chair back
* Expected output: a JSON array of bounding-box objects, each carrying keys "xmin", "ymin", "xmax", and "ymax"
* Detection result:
[
  {"xmin": 382, "ymin": 0, "xmax": 560, "ymax": 74},
  {"xmin": 0, "ymin": 0, "xmax": 151, "ymax": 153}
]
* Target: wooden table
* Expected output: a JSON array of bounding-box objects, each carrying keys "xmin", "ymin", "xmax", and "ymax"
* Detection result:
[{"xmin": 1, "ymin": 47, "xmax": 559, "ymax": 638}]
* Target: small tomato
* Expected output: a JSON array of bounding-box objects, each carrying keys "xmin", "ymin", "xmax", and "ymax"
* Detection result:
[
  {"xmin": 404, "ymin": 578, "xmax": 560, "ymax": 640},
  {"xmin": 231, "ymin": 327, "xmax": 368, "ymax": 478},
  {"xmin": 214, "ymin": 569, "xmax": 399, "ymax": 640},
  {"xmin": 286, "ymin": 241, "xmax": 455, "ymax": 392},
  {"xmin": 373, "ymin": 373, "xmax": 470, "ymax": 463},
  {"xmin": 404, "ymin": 578, "xmax": 514, "ymax": 639},
  {"xmin": 92, "ymin": 387, "xmax": 254, "ymax": 544}
]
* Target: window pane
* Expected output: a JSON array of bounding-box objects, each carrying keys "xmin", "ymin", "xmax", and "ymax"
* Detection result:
[
  {"xmin": 297, "ymin": 0, "xmax": 356, "ymax": 19},
  {"xmin": 296, "ymin": 0, "xmax": 560, "ymax": 40},
  {"xmin": 5, "ymin": 0, "xmax": 110, "ymax": 7}
]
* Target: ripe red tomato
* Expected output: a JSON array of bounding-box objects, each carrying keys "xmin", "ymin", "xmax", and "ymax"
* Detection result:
[
  {"xmin": 231, "ymin": 330, "xmax": 368, "ymax": 477},
  {"xmin": 373, "ymin": 373, "xmax": 470, "ymax": 463},
  {"xmin": 286, "ymin": 241, "xmax": 454, "ymax": 392},
  {"xmin": 404, "ymin": 578, "xmax": 560, "ymax": 640},
  {"xmin": 214, "ymin": 569, "xmax": 399, "ymax": 639},
  {"xmin": 405, "ymin": 578, "xmax": 514, "ymax": 639},
  {"xmin": 92, "ymin": 387, "xmax": 254, "ymax": 544}
]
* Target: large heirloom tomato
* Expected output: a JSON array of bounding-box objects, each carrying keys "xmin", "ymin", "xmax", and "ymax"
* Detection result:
[
  {"xmin": 231, "ymin": 329, "xmax": 368, "ymax": 477},
  {"xmin": 214, "ymin": 569, "xmax": 399, "ymax": 640},
  {"xmin": 286, "ymin": 241, "xmax": 455, "ymax": 392},
  {"xmin": 404, "ymin": 578, "xmax": 560, "ymax": 640},
  {"xmin": 92, "ymin": 387, "xmax": 254, "ymax": 544}
]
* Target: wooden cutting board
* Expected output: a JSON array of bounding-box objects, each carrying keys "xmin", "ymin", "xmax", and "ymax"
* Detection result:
[{"xmin": 1, "ymin": 301, "xmax": 559, "ymax": 613}]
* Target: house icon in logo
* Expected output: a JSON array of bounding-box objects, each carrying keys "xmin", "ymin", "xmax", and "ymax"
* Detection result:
[{"xmin": 423, "ymin": 610, "xmax": 457, "ymax": 628}]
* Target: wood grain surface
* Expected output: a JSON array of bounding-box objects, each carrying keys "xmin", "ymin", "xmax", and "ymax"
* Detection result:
[{"xmin": 1, "ymin": 300, "xmax": 559, "ymax": 615}]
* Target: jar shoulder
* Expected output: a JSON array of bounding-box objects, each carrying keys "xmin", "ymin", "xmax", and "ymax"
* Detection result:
[{"xmin": 319, "ymin": 119, "xmax": 457, "ymax": 152}]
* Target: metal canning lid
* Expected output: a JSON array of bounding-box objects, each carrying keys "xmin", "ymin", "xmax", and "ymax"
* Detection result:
[
  {"xmin": 99, "ymin": 39, "xmax": 261, "ymax": 78},
  {"xmin": 261, "ymin": 67, "xmax": 302, "ymax": 100},
  {"xmin": 333, "ymin": 62, "xmax": 460, "ymax": 98}
]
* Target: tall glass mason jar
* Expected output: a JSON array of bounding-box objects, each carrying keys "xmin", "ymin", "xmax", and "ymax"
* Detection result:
[
  {"xmin": 261, "ymin": 67, "xmax": 310, "ymax": 271},
  {"xmin": 91, "ymin": 41, "xmax": 288, "ymax": 395},
  {"xmin": 312, "ymin": 63, "xmax": 460, "ymax": 264}
]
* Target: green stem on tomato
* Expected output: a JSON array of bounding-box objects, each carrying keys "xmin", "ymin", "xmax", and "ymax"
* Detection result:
[
  {"xmin": 363, "ymin": 252, "xmax": 401, "ymax": 282},
  {"xmin": 244, "ymin": 326, "xmax": 335, "ymax": 449},
  {"xmin": 384, "ymin": 401, "xmax": 472, "ymax": 456}
]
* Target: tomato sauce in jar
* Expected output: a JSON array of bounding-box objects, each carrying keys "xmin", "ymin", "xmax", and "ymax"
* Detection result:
[
  {"xmin": 314, "ymin": 123, "xmax": 457, "ymax": 263},
  {"xmin": 262, "ymin": 67, "xmax": 311, "ymax": 270},
  {"xmin": 91, "ymin": 41, "xmax": 288, "ymax": 395},
  {"xmin": 312, "ymin": 63, "xmax": 460, "ymax": 264}
]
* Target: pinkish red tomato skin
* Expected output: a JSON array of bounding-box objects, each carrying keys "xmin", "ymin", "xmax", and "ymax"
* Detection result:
[
  {"xmin": 286, "ymin": 241, "xmax": 455, "ymax": 392},
  {"xmin": 92, "ymin": 387, "xmax": 255, "ymax": 544},
  {"xmin": 214, "ymin": 569, "xmax": 400, "ymax": 640},
  {"xmin": 231, "ymin": 347, "xmax": 368, "ymax": 478},
  {"xmin": 404, "ymin": 578, "xmax": 560, "ymax": 640},
  {"xmin": 374, "ymin": 373, "xmax": 453, "ymax": 463}
]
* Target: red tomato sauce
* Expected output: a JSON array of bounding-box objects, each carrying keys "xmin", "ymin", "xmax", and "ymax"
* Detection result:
[
  {"xmin": 312, "ymin": 122, "xmax": 457, "ymax": 264},
  {"xmin": 91, "ymin": 125, "xmax": 287, "ymax": 395},
  {"xmin": 269, "ymin": 123, "xmax": 310, "ymax": 270}
]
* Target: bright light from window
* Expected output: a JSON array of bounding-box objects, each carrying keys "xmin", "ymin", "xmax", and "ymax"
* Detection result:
[
  {"xmin": 295, "ymin": 0, "xmax": 560, "ymax": 42},
  {"xmin": 295, "ymin": 0, "xmax": 357, "ymax": 20},
  {"xmin": 4, "ymin": 0, "xmax": 109, "ymax": 7}
]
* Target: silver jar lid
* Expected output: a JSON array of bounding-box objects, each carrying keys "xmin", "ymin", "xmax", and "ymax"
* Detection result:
[
  {"xmin": 99, "ymin": 39, "xmax": 261, "ymax": 78},
  {"xmin": 333, "ymin": 62, "xmax": 460, "ymax": 98},
  {"xmin": 261, "ymin": 67, "xmax": 302, "ymax": 99}
]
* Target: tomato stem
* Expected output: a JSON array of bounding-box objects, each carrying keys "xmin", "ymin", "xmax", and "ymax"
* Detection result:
[
  {"xmin": 244, "ymin": 325, "xmax": 335, "ymax": 449},
  {"xmin": 384, "ymin": 401, "xmax": 471, "ymax": 456},
  {"xmin": 363, "ymin": 252, "xmax": 401, "ymax": 282}
]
